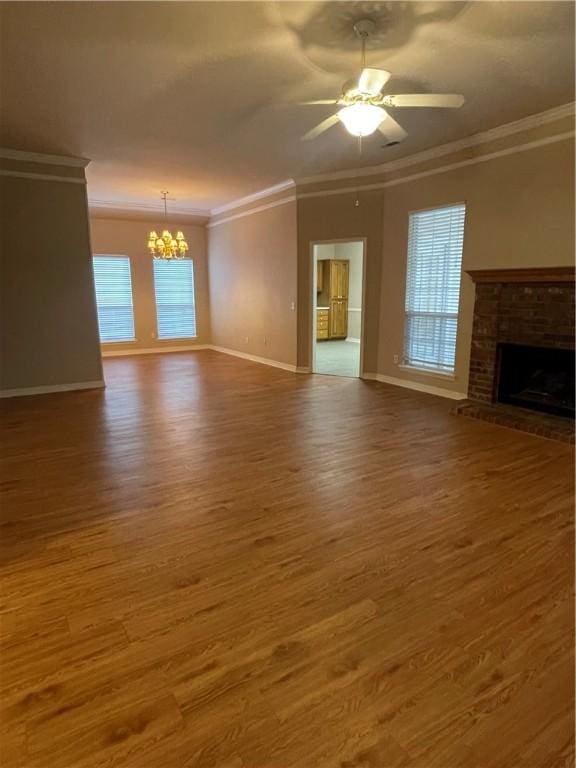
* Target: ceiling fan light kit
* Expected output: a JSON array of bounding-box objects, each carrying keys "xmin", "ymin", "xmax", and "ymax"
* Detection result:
[
  {"xmin": 338, "ymin": 103, "xmax": 386, "ymax": 137},
  {"xmin": 301, "ymin": 18, "xmax": 465, "ymax": 144}
]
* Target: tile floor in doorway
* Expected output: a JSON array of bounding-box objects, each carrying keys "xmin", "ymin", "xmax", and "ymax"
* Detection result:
[{"xmin": 315, "ymin": 340, "xmax": 360, "ymax": 378}]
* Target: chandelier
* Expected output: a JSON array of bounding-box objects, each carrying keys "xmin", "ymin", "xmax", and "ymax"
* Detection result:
[{"xmin": 147, "ymin": 191, "xmax": 188, "ymax": 260}]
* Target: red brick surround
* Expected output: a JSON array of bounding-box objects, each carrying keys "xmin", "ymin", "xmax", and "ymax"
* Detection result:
[
  {"xmin": 468, "ymin": 279, "xmax": 575, "ymax": 403},
  {"xmin": 458, "ymin": 268, "xmax": 575, "ymax": 441}
]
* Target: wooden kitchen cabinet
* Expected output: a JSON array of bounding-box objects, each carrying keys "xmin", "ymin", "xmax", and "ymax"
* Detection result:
[
  {"xmin": 329, "ymin": 299, "xmax": 348, "ymax": 338},
  {"xmin": 316, "ymin": 260, "xmax": 324, "ymax": 292},
  {"xmin": 329, "ymin": 260, "xmax": 349, "ymax": 300},
  {"xmin": 316, "ymin": 308, "xmax": 329, "ymax": 340},
  {"xmin": 316, "ymin": 260, "xmax": 349, "ymax": 340}
]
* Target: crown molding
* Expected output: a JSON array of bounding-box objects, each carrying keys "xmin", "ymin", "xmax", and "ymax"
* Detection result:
[
  {"xmin": 0, "ymin": 147, "xmax": 90, "ymax": 168},
  {"xmin": 207, "ymin": 195, "xmax": 296, "ymax": 229},
  {"xmin": 297, "ymin": 131, "xmax": 575, "ymax": 200},
  {"xmin": 77, "ymin": 102, "xmax": 574, "ymax": 224},
  {"xmin": 88, "ymin": 198, "xmax": 210, "ymax": 221},
  {"xmin": 295, "ymin": 102, "xmax": 575, "ymax": 187},
  {"xmin": 211, "ymin": 179, "xmax": 295, "ymax": 217},
  {"xmin": 0, "ymin": 169, "xmax": 86, "ymax": 184}
]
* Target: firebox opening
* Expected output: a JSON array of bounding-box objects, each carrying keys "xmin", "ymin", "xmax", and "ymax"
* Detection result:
[{"xmin": 496, "ymin": 343, "xmax": 575, "ymax": 419}]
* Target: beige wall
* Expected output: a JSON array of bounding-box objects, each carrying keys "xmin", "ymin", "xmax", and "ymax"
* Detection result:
[
  {"xmin": 0, "ymin": 164, "xmax": 103, "ymax": 392},
  {"xmin": 297, "ymin": 119, "xmax": 575, "ymax": 392},
  {"xmin": 89, "ymin": 216, "xmax": 210, "ymax": 352},
  {"xmin": 208, "ymin": 200, "xmax": 298, "ymax": 366}
]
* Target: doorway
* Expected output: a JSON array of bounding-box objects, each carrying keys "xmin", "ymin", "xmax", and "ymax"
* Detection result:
[{"xmin": 311, "ymin": 240, "xmax": 365, "ymax": 378}]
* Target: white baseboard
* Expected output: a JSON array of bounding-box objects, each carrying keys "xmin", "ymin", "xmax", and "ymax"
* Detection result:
[
  {"xmin": 0, "ymin": 379, "xmax": 105, "ymax": 399},
  {"xmin": 102, "ymin": 344, "xmax": 208, "ymax": 357},
  {"xmin": 207, "ymin": 345, "xmax": 297, "ymax": 372},
  {"xmin": 345, "ymin": 338, "xmax": 361, "ymax": 343},
  {"xmin": 296, "ymin": 366, "xmax": 311, "ymax": 374},
  {"xmin": 362, "ymin": 372, "xmax": 467, "ymax": 401}
]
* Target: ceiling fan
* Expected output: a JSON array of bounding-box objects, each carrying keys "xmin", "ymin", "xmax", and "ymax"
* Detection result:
[{"xmin": 301, "ymin": 19, "xmax": 465, "ymax": 145}]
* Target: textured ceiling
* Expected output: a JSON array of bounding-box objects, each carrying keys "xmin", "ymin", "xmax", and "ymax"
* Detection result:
[{"xmin": 1, "ymin": 1, "xmax": 574, "ymax": 212}]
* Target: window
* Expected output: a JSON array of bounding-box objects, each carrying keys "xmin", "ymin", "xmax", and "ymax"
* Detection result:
[
  {"xmin": 153, "ymin": 259, "xmax": 196, "ymax": 339},
  {"xmin": 403, "ymin": 203, "xmax": 466, "ymax": 373},
  {"xmin": 92, "ymin": 256, "xmax": 135, "ymax": 343}
]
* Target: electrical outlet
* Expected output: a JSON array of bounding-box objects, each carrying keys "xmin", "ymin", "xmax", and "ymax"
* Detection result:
[
  {"xmin": 290, "ymin": 302, "xmax": 296, "ymax": 311},
  {"xmin": 263, "ymin": 336, "xmax": 269, "ymax": 346},
  {"xmin": 393, "ymin": 354, "xmax": 399, "ymax": 364},
  {"xmin": 243, "ymin": 336, "xmax": 249, "ymax": 344}
]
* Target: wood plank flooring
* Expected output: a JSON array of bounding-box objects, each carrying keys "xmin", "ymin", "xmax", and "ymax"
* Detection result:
[{"xmin": 0, "ymin": 350, "xmax": 573, "ymax": 768}]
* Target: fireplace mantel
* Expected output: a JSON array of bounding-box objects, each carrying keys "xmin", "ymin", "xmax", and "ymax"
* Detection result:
[{"xmin": 467, "ymin": 266, "xmax": 575, "ymax": 284}]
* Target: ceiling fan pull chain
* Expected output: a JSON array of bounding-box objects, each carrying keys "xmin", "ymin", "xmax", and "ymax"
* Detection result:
[{"xmin": 355, "ymin": 135, "xmax": 362, "ymax": 207}]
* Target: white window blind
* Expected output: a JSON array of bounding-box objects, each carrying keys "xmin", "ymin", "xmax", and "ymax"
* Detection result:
[
  {"xmin": 92, "ymin": 256, "xmax": 135, "ymax": 343},
  {"xmin": 403, "ymin": 203, "xmax": 466, "ymax": 373},
  {"xmin": 153, "ymin": 259, "xmax": 197, "ymax": 340}
]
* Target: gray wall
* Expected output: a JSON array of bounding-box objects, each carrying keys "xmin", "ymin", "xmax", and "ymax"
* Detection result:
[{"xmin": 0, "ymin": 159, "xmax": 103, "ymax": 393}]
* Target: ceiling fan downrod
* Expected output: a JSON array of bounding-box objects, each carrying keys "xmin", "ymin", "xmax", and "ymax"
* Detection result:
[{"xmin": 353, "ymin": 18, "xmax": 376, "ymax": 71}]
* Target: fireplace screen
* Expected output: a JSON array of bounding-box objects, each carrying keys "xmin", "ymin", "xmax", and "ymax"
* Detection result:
[{"xmin": 497, "ymin": 343, "xmax": 575, "ymax": 418}]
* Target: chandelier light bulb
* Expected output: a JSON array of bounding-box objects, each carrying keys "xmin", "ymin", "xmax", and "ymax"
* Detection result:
[
  {"xmin": 147, "ymin": 193, "xmax": 188, "ymax": 259},
  {"xmin": 338, "ymin": 103, "xmax": 387, "ymax": 137}
]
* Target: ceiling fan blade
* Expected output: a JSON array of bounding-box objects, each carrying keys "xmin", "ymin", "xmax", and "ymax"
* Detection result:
[
  {"xmin": 384, "ymin": 94, "xmax": 465, "ymax": 108},
  {"xmin": 301, "ymin": 114, "xmax": 340, "ymax": 141},
  {"xmin": 357, "ymin": 68, "xmax": 391, "ymax": 96},
  {"xmin": 378, "ymin": 113, "xmax": 408, "ymax": 144},
  {"xmin": 298, "ymin": 100, "xmax": 338, "ymax": 106}
]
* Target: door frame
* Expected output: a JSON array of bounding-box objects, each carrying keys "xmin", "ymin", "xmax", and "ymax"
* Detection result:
[{"xmin": 310, "ymin": 238, "xmax": 367, "ymax": 377}]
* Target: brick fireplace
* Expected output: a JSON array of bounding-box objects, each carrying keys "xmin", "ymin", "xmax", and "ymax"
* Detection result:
[{"xmin": 456, "ymin": 267, "xmax": 575, "ymax": 442}]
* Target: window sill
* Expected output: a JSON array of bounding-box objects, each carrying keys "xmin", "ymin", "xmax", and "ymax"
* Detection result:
[
  {"xmin": 398, "ymin": 364, "xmax": 456, "ymax": 381},
  {"xmin": 157, "ymin": 336, "xmax": 198, "ymax": 342}
]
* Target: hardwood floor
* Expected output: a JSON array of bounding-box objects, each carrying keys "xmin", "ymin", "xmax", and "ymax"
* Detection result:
[{"xmin": 1, "ymin": 350, "xmax": 573, "ymax": 768}]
